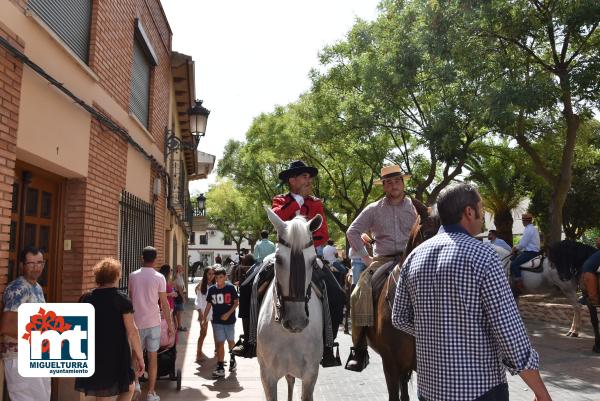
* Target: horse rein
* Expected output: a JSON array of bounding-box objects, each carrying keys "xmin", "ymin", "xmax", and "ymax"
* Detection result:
[{"xmin": 273, "ymin": 237, "xmax": 314, "ymax": 322}]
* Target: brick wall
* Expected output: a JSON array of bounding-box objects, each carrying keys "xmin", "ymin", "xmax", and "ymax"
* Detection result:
[
  {"xmin": 89, "ymin": 0, "xmax": 172, "ymax": 145},
  {"xmin": 61, "ymin": 117, "xmax": 129, "ymax": 301},
  {"xmin": 0, "ymin": 22, "xmax": 22, "ymax": 293},
  {"xmin": 519, "ymin": 298, "xmax": 592, "ymax": 331},
  {"xmin": 151, "ymin": 168, "xmax": 165, "ymax": 265}
]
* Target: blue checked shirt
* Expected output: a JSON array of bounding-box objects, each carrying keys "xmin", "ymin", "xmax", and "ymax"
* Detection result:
[{"xmin": 392, "ymin": 225, "xmax": 539, "ymax": 401}]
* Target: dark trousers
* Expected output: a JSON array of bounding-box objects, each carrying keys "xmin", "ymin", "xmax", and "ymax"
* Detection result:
[
  {"xmin": 510, "ymin": 251, "xmax": 538, "ymax": 279},
  {"xmin": 317, "ymin": 264, "xmax": 345, "ymax": 339},
  {"xmin": 419, "ymin": 383, "xmax": 508, "ymax": 401},
  {"xmin": 583, "ymin": 250, "xmax": 600, "ymax": 274}
]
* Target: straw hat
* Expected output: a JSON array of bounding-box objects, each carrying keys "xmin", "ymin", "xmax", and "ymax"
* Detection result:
[{"xmin": 374, "ymin": 165, "xmax": 411, "ymax": 185}]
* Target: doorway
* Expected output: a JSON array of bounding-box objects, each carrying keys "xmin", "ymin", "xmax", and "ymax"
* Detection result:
[{"xmin": 9, "ymin": 162, "xmax": 65, "ymax": 302}]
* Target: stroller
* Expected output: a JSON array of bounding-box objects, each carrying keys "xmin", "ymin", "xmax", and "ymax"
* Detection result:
[{"xmin": 141, "ymin": 318, "xmax": 182, "ymax": 391}]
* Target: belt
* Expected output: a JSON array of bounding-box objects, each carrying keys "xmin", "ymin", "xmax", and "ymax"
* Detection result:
[{"xmin": 381, "ymin": 251, "xmax": 404, "ymax": 258}]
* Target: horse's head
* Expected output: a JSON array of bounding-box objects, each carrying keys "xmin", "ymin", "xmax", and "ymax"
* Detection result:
[
  {"xmin": 404, "ymin": 204, "xmax": 441, "ymax": 256},
  {"xmin": 265, "ymin": 206, "xmax": 322, "ymax": 333}
]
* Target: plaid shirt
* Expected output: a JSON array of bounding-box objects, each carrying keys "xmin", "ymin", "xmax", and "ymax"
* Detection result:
[{"xmin": 392, "ymin": 225, "xmax": 539, "ymax": 401}]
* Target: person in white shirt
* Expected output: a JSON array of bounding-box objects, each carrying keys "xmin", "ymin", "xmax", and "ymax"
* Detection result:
[
  {"xmin": 322, "ymin": 240, "xmax": 348, "ymax": 275},
  {"xmin": 195, "ymin": 266, "xmax": 215, "ymax": 362},
  {"xmin": 510, "ymin": 213, "xmax": 541, "ymax": 293},
  {"xmin": 488, "ymin": 229, "xmax": 512, "ymax": 252}
]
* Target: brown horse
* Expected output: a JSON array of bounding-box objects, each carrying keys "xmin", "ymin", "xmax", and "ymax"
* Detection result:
[{"xmin": 365, "ymin": 211, "xmax": 439, "ymax": 401}]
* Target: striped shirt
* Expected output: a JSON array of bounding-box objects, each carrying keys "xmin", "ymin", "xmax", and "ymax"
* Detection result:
[{"xmin": 392, "ymin": 224, "xmax": 539, "ymax": 401}]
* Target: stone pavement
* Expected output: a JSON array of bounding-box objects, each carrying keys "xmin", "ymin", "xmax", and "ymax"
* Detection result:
[{"xmin": 142, "ymin": 279, "xmax": 600, "ymax": 401}]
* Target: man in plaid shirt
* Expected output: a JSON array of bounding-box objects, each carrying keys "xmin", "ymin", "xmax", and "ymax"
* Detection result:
[{"xmin": 392, "ymin": 184, "xmax": 552, "ymax": 401}]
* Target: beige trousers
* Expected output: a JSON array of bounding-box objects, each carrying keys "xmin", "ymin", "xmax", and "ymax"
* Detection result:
[{"xmin": 350, "ymin": 256, "xmax": 395, "ymax": 327}]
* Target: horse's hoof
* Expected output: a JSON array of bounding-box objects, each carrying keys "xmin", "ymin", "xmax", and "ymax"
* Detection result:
[
  {"xmin": 570, "ymin": 332, "xmax": 579, "ymax": 338},
  {"xmin": 592, "ymin": 345, "xmax": 600, "ymax": 353}
]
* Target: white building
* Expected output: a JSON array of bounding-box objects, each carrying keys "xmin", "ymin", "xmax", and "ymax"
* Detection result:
[{"xmin": 188, "ymin": 216, "xmax": 250, "ymax": 266}]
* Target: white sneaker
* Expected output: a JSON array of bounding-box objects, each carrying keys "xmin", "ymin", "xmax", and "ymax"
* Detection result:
[
  {"xmin": 146, "ymin": 392, "xmax": 160, "ymax": 401},
  {"xmin": 132, "ymin": 382, "xmax": 141, "ymax": 401}
]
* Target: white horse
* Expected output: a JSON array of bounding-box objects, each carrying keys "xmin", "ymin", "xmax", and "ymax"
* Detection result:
[
  {"xmin": 257, "ymin": 206, "xmax": 324, "ymax": 401},
  {"xmin": 491, "ymin": 244, "xmax": 582, "ymax": 337}
]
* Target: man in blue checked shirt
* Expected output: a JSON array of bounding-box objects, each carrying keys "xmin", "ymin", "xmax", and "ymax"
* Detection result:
[{"xmin": 392, "ymin": 184, "xmax": 552, "ymax": 401}]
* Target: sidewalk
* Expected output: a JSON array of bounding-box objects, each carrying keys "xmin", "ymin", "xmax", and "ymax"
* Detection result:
[{"xmin": 146, "ymin": 279, "xmax": 600, "ymax": 401}]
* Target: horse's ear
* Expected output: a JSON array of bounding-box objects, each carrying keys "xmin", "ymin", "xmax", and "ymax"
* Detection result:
[
  {"xmin": 308, "ymin": 214, "xmax": 322, "ymax": 233},
  {"xmin": 265, "ymin": 205, "xmax": 286, "ymax": 234}
]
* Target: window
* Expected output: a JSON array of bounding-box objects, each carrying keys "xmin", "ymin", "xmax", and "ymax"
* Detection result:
[
  {"xmin": 189, "ymin": 232, "xmax": 195, "ymax": 245},
  {"xmin": 199, "ymin": 234, "xmax": 208, "ymax": 245},
  {"xmin": 29, "ymin": 0, "xmax": 92, "ymax": 62},
  {"xmin": 130, "ymin": 20, "xmax": 157, "ymax": 128},
  {"xmin": 223, "ymin": 236, "xmax": 232, "ymax": 246}
]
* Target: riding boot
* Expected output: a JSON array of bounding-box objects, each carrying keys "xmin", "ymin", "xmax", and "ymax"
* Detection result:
[
  {"xmin": 231, "ymin": 318, "xmax": 256, "ymax": 358},
  {"xmin": 345, "ymin": 327, "xmax": 369, "ymax": 372},
  {"xmin": 321, "ymin": 345, "xmax": 341, "ymax": 367},
  {"xmin": 345, "ymin": 346, "xmax": 369, "ymax": 372},
  {"xmin": 583, "ymin": 272, "xmax": 600, "ymax": 306},
  {"xmin": 513, "ymin": 278, "xmax": 525, "ymax": 295}
]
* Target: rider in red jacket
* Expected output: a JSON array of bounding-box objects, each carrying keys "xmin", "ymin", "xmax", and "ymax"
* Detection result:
[
  {"xmin": 232, "ymin": 161, "xmax": 343, "ymax": 367},
  {"xmin": 271, "ymin": 193, "xmax": 329, "ymax": 248}
]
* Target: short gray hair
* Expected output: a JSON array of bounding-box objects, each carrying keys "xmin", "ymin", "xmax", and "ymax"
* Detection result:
[{"xmin": 436, "ymin": 183, "xmax": 481, "ymax": 226}]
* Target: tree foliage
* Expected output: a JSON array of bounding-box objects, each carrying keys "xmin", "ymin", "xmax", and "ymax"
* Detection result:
[
  {"xmin": 212, "ymin": 0, "xmax": 600, "ymax": 245},
  {"xmin": 205, "ymin": 179, "xmax": 269, "ymax": 252}
]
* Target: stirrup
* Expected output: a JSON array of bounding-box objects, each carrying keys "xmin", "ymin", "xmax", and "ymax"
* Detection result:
[
  {"xmin": 345, "ymin": 346, "xmax": 369, "ymax": 372},
  {"xmin": 320, "ymin": 342, "xmax": 341, "ymax": 368}
]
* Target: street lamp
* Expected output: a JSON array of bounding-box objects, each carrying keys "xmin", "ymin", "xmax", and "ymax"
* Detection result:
[
  {"xmin": 164, "ymin": 99, "xmax": 211, "ymax": 159},
  {"xmin": 196, "ymin": 193, "xmax": 206, "ymax": 216},
  {"xmin": 189, "ymin": 99, "xmax": 210, "ymax": 137}
]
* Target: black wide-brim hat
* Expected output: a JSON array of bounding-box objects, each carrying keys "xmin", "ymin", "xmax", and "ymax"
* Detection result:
[{"xmin": 278, "ymin": 160, "xmax": 318, "ymax": 182}]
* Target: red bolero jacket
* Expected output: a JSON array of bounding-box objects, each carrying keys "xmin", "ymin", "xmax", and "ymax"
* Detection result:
[{"xmin": 271, "ymin": 193, "xmax": 329, "ymax": 247}]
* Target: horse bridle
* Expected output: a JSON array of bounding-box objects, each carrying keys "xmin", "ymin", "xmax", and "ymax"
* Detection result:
[{"xmin": 273, "ymin": 237, "xmax": 314, "ymax": 322}]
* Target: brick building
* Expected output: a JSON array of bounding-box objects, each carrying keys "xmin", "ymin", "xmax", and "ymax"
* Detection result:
[{"xmin": 0, "ymin": 1, "xmax": 208, "ymax": 399}]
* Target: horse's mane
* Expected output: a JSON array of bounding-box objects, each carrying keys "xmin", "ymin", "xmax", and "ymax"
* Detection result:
[
  {"xmin": 404, "ymin": 203, "xmax": 440, "ymax": 256},
  {"xmin": 285, "ymin": 216, "xmax": 312, "ymax": 252},
  {"xmin": 547, "ymin": 240, "xmax": 596, "ymax": 281}
]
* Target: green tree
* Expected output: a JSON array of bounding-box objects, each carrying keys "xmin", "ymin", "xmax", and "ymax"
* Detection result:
[
  {"xmin": 313, "ymin": 2, "xmax": 495, "ymax": 204},
  {"xmin": 205, "ymin": 179, "xmax": 269, "ymax": 253},
  {"xmin": 528, "ymin": 120, "xmax": 600, "ymax": 240},
  {"xmin": 465, "ymin": 0, "xmax": 600, "ymax": 243},
  {"xmin": 466, "ymin": 143, "xmax": 528, "ymax": 245}
]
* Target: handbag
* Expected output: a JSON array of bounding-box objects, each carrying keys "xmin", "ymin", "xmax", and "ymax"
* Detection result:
[{"xmin": 160, "ymin": 316, "xmax": 175, "ymax": 348}]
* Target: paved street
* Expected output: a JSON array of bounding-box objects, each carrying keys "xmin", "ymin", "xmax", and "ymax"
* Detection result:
[{"xmin": 143, "ymin": 279, "xmax": 600, "ymax": 400}]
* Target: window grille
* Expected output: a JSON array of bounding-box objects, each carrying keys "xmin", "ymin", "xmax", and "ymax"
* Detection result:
[
  {"xmin": 199, "ymin": 234, "xmax": 208, "ymax": 245},
  {"xmin": 118, "ymin": 191, "xmax": 155, "ymax": 292}
]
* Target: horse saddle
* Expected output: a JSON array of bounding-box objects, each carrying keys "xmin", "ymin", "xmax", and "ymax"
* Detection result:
[{"xmin": 520, "ymin": 256, "xmax": 543, "ymax": 273}]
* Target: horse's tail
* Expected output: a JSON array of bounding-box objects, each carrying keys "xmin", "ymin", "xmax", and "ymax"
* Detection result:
[{"xmin": 547, "ymin": 240, "xmax": 597, "ymax": 281}]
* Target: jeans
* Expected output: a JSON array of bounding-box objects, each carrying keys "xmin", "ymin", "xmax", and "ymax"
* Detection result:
[
  {"xmin": 582, "ymin": 250, "xmax": 600, "ymax": 274},
  {"xmin": 510, "ymin": 251, "xmax": 538, "ymax": 279},
  {"xmin": 351, "ymin": 260, "xmax": 366, "ymax": 285},
  {"xmin": 331, "ymin": 260, "xmax": 348, "ymax": 274}
]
